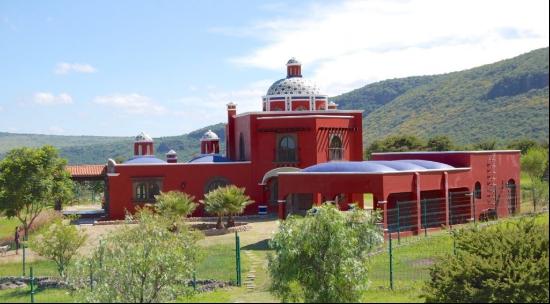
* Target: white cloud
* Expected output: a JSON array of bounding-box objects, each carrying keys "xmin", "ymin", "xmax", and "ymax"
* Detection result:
[
  {"xmin": 93, "ymin": 93, "xmax": 166, "ymax": 115},
  {"xmin": 54, "ymin": 62, "xmax": 97, "ymax": 75},
  {"xmin": 225, "ymin": 0, "xmax": 549, "ymax": 95},
  {"xmin": 33, "ymin": 92, "xmax": 73, "ymax": 105}
]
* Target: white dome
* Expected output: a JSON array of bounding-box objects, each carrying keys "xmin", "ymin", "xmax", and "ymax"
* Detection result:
[
  {"xmin": 166, "ymin": 149, "xmax": 177, "ymax": 155},
  {"xmin": 201, "ymin": 130, "xmax": 219, "ymax": 141},
  {"xmin": 266, "ymin": 77, "xmax": 320, "ymax": 96},
  {"xmin": 135, "ymin": 132, "xmax": 153, "ymax": 142}
]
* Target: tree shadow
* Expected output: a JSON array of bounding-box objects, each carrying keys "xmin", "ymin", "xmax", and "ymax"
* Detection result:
[{"xmin": 241, "ymin": 239, "xmax": 271, "ymax": 251}]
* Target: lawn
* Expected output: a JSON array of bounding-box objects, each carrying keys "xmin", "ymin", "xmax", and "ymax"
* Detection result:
[
  {"xmin": 0, "ymin": 213, "xmax": 547, "ymax": 303},
  {"xmin": 0, "ymin": 216, "xmax": 20, "ymax": 240}
]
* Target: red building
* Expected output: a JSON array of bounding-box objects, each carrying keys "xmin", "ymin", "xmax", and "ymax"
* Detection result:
[{"xmin": 102, "ymin": 58, "xmax": 521, "ymax": 234}]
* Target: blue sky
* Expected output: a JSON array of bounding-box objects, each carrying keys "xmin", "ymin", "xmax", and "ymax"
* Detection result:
[{"xmin": 0, "ymin": 0, "xmax": 548, "ymax": 137}]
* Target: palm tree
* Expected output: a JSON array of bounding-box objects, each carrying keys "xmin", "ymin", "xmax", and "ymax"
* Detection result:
[
  {"xmin": 202, "ymin": 185, "xmax": 252, "ymax": 229},
  {"xmin": 154, "ymin": 191, "xmax": 197, "ymax": 229},
  {"xmin": 224, "ymin": 185, "xmax": 252, "ymax": 227},
  {"xmin": 202, "ymin": 189, "xmax": 228, "ymax": 229}
]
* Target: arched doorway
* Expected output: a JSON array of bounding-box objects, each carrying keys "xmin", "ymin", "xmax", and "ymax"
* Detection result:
[
  {"xmin": 507, "ymin": 179, "xmax": 517, "ymax": 215},
  {"xmin": 260, "ymin": 167, "xmax": 301, "ymax": 213}
]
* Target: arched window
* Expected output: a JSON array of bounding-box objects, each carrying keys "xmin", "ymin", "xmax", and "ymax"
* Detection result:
[
  {"xmin": 329, "ymin": 135, "xmax": 343, "ymax": 161},
  {"xmin": 507, "ymin": 179, "xmax": 517, "ymax": 214},
  {"xmin": 474, "ymin": 182, "xmax": 482, "ymax": 199},
  {"xmin": 277, "ymin": 135, "xmax": 297, "ymax": 162},
  {"xmin": 136, "ymin": 183, "xmax": 147, "ymax": 201},
  {"xmin": 239, "ymin": 133, "xmax": 245, "ymax": 161},
  {"xmin": 204, "ymin": 177, "xmax": 230, "ymax": 194}
]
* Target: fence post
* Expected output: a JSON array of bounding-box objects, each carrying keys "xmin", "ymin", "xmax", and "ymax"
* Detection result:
[
  {"xmin": 192, "ymin": 270, "xmax": 197, "ymax": 291},
  {"xmin": 89, "ymin": 261, "xmax": 93, "ymax": 291},
  {"xmin": 22, "ymin": 241, "xmax": 26, "ymax": 277},
  {"xmin": 30, "ymin": 266, "xmax": 35, "ymax": 304},
  {"xmin": 235, "ymin": 232, "xmax": 241, "ymax": 287},
  {"xmin": 397, "ymin": 202, "xmax": 401, "ymax": 244},
  {"xmin": 472, "ymin": 192, "xmax": 476, "ymax": 225},
  {"xmin": 452, "ymin": 236, "xmax": 457, "ymax": 256},
  {"xmin": 448, "ymin": 192, "xmax": 453, "ymax": 229},
  {"xmin": 388, "ymin": 230, "xmax": 393, "ymax": 291},
  {"xmin": 423, "ymin": 199, "xmax": 428, "ymax": 237}
]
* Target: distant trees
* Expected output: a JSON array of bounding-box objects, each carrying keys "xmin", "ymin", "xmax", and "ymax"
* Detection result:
[
  {"xmin": 268, "ymin": 204, "xmax": 383, "ymax": 303},
  {"xmin": 0, "ymin": 146, "xmax": 73, "ymax": 238},
  {"xmin": 424, "ymin": 217, "xmax": 549, "ymax": 303},
  {"xmin": 365, "ymin": 135, "xmax": 454, "ymax": 158}
]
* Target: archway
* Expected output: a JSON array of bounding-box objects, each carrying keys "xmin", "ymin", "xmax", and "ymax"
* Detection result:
[{"xmin": 507, "ymin": 179, "xmax": 517, "ymax": 215}]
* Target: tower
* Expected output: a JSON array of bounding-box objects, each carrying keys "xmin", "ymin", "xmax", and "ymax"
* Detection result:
[
  {"xmin": 201, "ymin": 130, "xmax": 220, "ymax": 154},
  {"xmin": 134, "ymin": 132, "xmax": 154, "ymax": 156},
  {"xmin": 166, "ymin": 149, "xmax": 178, "ymax": 163}
]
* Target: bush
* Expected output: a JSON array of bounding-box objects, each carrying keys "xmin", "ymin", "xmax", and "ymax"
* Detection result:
[
  {"xmin": 268, "ymin": 204, "xmax": 383, "ymax": 303},
  {"xmin": 424, "ymin": 217, "xmax": 549, "ymax": 303}
]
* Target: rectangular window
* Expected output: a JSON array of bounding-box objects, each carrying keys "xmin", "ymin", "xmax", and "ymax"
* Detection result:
[{"xmin": 132, "ymin": 178, "xmax": 163, "ymax": 203}]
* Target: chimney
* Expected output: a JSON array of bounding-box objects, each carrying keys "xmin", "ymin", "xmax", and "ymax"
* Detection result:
[
  {"xmin": 166, "ymin": 150, "xmax": 177, "ymax": 163},
  {"xmin": 328, "ymin": 101, "xmax": 338, "ymax": 110},
  {"xmin": 226, "ymin": 102, "xmax": 237, "ymax": 160}
]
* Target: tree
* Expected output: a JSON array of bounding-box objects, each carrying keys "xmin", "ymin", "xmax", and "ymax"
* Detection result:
[
  {"xmin": 365, "ymin": 134, "xmax": 425, "ymax": 159},
  {"xmin": 522, "ymin": 147, "xmax": 549, "ymax": 211},
  {"xmin": 507, "ymin": 138, "xmax": 540, "ymax": 154},
  {"xmin": 71, "ymin": 210, "xmax": 200, "ymax": 303},
  {"xmin": 473, "ymin": 139, "xmax": 497, "ymax": 150},
  {"xmin": 202, "ymin": 188, "xmax": 228, "ymax": 229},
  {"xmin": 424, "ymin": 217, "xmax": 549, "ymax": 303},
  {"xmin": 154, "ymin": 191, "xmax": 197, "ymax": 229},
  {"xmin": 268, "ymin": 204, "xmax": 383, "ymax": 303},
  {"xmin": 426, "ymin": 135, "xmax": 454, "ymax": 151},
  {"xmin": 0, "ymin": 146, "xmax": 73, "ymax": 238},
  {"xmin": 30, "ymin": 219, "xmax": 86, "ymax": 278},
  {"xmin": 222, "ymin": 185, "xmax": 252, "ymax": 227}
]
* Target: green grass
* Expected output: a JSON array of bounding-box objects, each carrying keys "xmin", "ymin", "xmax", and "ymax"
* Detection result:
[
  {"xmin": 0, "ymin": 288, "xmax": 73, "ymax": 303},
  {"xmin": 196, "ymin": 244, "xmax": 249, "ymax": 282},
  {"xmin": 0, "ymin": 260, "xmax": 59, "ymax": 277}
]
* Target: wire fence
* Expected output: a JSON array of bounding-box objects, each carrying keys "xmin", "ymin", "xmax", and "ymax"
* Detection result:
[{"xmin": 370, "ymin": 186, "xmax": 548, "ymax": 291}]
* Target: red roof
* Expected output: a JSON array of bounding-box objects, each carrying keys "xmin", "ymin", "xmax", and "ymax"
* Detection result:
[{"xmin": 66, "ymin": 165, "xmax": 106, "ymax": 178}]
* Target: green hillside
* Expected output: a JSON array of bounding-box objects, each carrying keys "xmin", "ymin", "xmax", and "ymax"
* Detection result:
[
  {"xmin": 333, "ymin": 47, "xmax": 549, "ymax": 145},
  {"xmin": 1, "ymin": 48, "xmax": 548, "ymax": 164},
  {"xmin": 0, "ymin": 124, "xmax": 225, "ymax": 165}
]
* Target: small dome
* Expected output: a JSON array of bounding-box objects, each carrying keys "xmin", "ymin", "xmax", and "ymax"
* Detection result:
[
  {"xmin": 267, "ymin": 77, "xmax": 320, "ymax": 96},
  {"xmin": 286, "ymin": 57, "xmax": 301, "ymax": 65},
  {"xmin": 201, "ymin": 130, "xmax": 219, "ymax": 141},
  {"xmin": 135, "ymin": 132, "xmax": 153, "ymax": 142},
  {"xmin": 166, "ymin": 149, "xmax": 177, "ymax": 155}
]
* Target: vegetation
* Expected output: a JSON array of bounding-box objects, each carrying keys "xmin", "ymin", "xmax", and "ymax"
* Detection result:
[
  {"xmin": 268, "ymin": 204, "xmax": 383, "ymax": 303},
  {"xmin": 0, "ymin": 146, "xmax": 73, "ymax": 238},
  {"xmin": 154, "ymin": 191, "xmax": 197, "ymax": 227},
  {"xmin": 335, "ymin": 47, "xmax": 549, "ymax": 146},
  {"xmin": 29, "ymin": 219, "xmax": 87, "ymax": 278},
  {"xmin": 521, "ymin": 147, "xmax": 550, "ymax": 211},
  {"xmin": 71, "ymin": 210, "xmax": 201, "ymax": 303},
  {"xmin": 424, "ymin": 217, "xmax": 549, "ymax": 303},
  {"xmin": 202, "ymin": 185, "xmax": 252, "ymax": 229}
]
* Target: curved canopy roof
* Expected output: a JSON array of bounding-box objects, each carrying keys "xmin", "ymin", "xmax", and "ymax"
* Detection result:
[
  {"xmin": 124, "ymin": 156, "xmax": 166, "ymax": 164},
  {"xmin": 302, "ymin": 160, "xmax": 454, "ymax": 173}
]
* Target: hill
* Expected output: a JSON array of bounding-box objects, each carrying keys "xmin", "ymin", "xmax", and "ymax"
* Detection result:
[
  {"xmin": 0, "ymin": 48, "xmax": 548, "ymax": 164},
  {"xmin": 332, "ymin": 47, "xmax": 549, "ymax": 145}
]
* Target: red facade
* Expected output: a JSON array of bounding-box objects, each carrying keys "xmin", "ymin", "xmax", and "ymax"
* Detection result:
[{"xmin": 104, "ymin": 59, "xmax": 521, "ymax": 233}]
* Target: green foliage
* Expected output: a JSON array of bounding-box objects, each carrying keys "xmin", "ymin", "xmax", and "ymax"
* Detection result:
[
  {"xmin": 507, "ymin": 138, "xmax": 543, "ymax": 154},
  {"xmin": 522, "ymin": 147, "xmax": 550, "ymax": 211},
  {"xmin": 154, "ymin": 191, "xmax": 197, "ymax": 220},
  {"xmin": 202, "ymin": 185, "xmax": 252, "ymax": 229},
  {"xmin": 29, "ymin": 219, "xmax": 86, "ymax": 278},
  {"xmin": 336, "ymin": 47, "xmax": 549, "ymax": 145},
  {"xmin": 423, "ymin": 218, "xmax": 549, "ymax": 303},
  {"xmin": 70, "ymin": 210, "xmax": 201, "ymax": 303},
  {"xmin": 268, "ymin": 204, "xmax": 383, "ymax": 303},
  {"xmin": 365, "ymin": 134, "xmax": 425, "ymax": 158},
  {"xmin": 473, "ymin": 139, "xmax": 498, "ymax": 150},
  {"xmin": 426, "ymin": 135, "xmax": 454, "ymax": 151},
  {"xmin": 0, "ymin": 146, "xmax": 73, "ymax": 237}
]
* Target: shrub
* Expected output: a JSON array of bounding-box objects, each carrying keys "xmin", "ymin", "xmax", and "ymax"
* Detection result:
[
  {"xmin": 424, "ymin": 217, "xmax": 549, "ymax": 303},
  {"xmin": 268, "ymin": 203, "xmax": 383, "ymax": 303}
]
